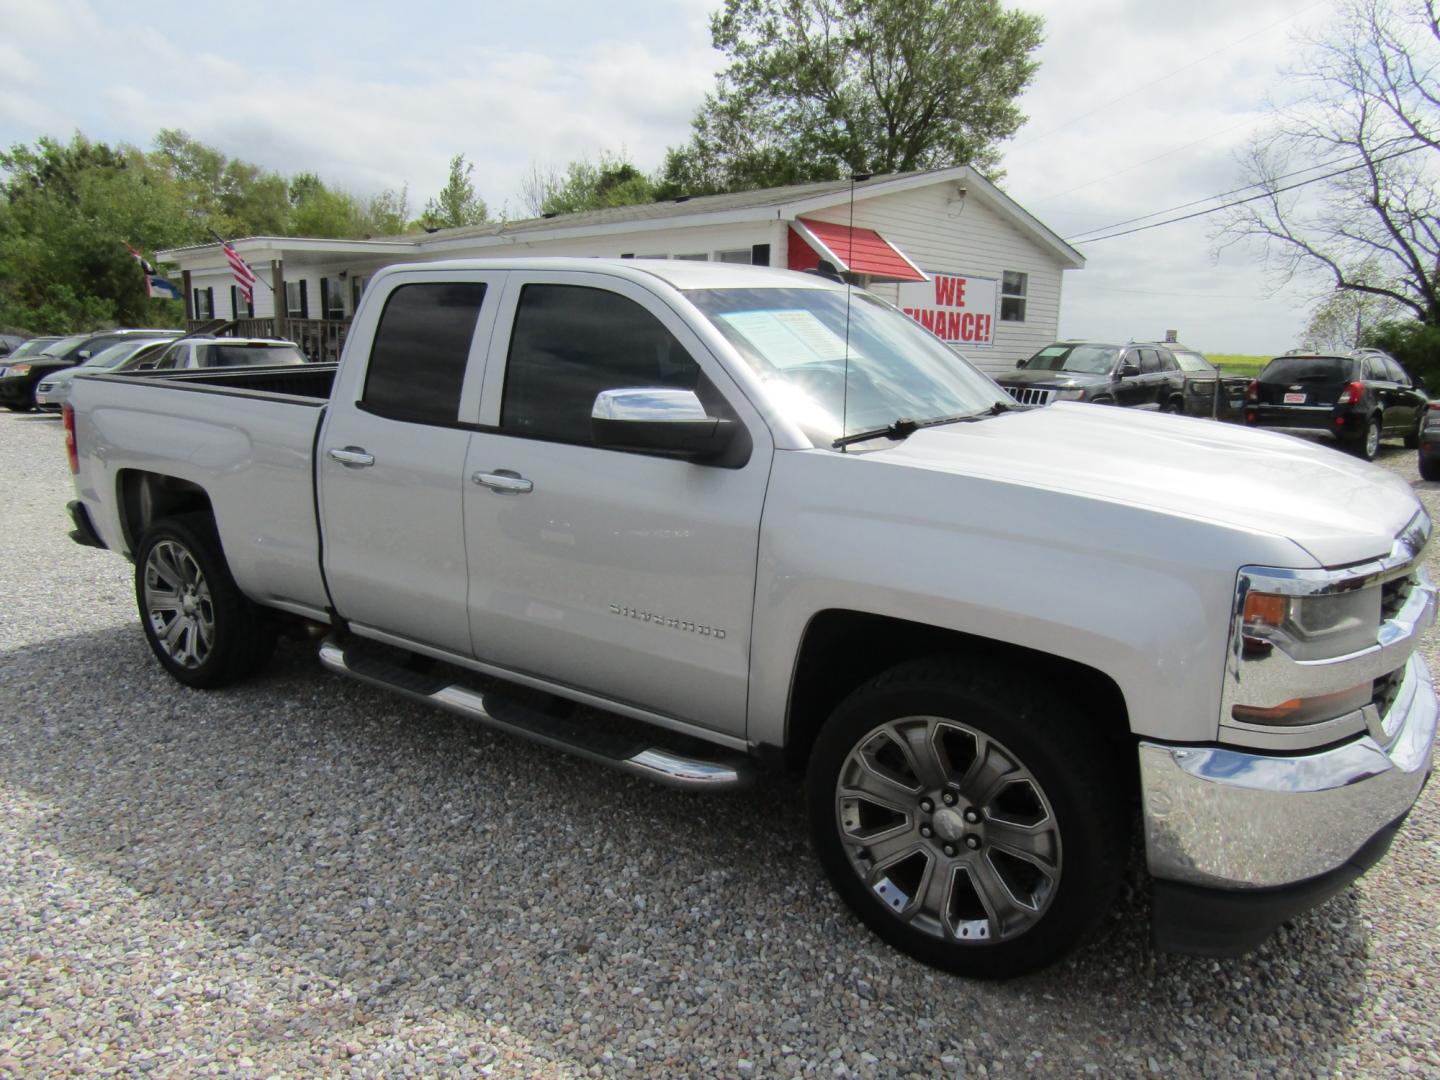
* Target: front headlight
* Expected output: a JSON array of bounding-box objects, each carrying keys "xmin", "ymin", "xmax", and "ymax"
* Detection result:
[
  {"xmin": 1241, "ymin": 586, "xmax": 1379, "ymax": 662},
  {"xmin": 8, "ymin": 362, "xmax": 31, "ymax": 376},
  {"xmin": 1052, "ymin": 388, "xmax": 1086, "ymax": 401}
]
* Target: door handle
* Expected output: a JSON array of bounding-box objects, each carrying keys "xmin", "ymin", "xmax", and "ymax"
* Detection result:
[
  {"xmin": 328, "ymin": 446, "xmax": 375, "ymax": 468},
  {"xmin": 472, "ymin": 469, "xmax": 533, "ymax": 494}
]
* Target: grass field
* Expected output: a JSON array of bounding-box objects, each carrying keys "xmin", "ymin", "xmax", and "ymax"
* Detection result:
[{"xmin": 1206, "ymin": 354, "xmax": 1270, "ymax": 376}]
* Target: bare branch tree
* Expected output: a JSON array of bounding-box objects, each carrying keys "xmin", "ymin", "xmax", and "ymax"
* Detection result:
[{"xmin": 1215, "ymin": 0, "xmax": 1439, "ymax": 325}]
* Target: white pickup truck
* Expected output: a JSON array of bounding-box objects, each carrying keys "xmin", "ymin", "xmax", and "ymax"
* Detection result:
[{"xmin": 64, "ymin": 258, "xmax": 1436, "ymax": 978}]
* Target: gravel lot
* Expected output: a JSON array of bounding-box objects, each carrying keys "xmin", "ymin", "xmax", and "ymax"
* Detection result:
[{"xmin": 1, "ymin": 408, "xmax": 1437, "ymax": 1078}]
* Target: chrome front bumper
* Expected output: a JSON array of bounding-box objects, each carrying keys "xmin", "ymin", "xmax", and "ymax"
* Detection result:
[{"xmin": 1139, "ymin": 651, "xmax": 1436, "ymax": 889}]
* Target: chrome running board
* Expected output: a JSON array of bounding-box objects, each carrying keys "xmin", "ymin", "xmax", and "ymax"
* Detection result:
[{"xmin": 318, "ymin": 636, "xmax": 752, "ymax": 790}]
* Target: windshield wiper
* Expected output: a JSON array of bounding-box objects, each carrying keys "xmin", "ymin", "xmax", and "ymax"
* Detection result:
[
  {"xmin": 833, "ymin": 417, "xmax": 919, "ymax": 449},
  {"xmin": 832, "ymin": 401, "xmax": 1014, "ymax": 449}
]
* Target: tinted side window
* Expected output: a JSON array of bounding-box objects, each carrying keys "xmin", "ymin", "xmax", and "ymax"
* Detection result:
[
  {"xmin": 1139, "ymin": 349, "xmax": 1160, "ymax": 374},
  {"xmin": 501, "ymin": 284, "xmax": 703, "ymax": 445},
  {"xmin": 1157, "ymin": 349, "xmax": 1179, "ymax": 372},
  {"xmin": 362, "ymin": 282, "xmax": 487, "ymax": 424},
  {"xmin": 1383, "ymin": 357, "xmax": 1409, "ymax": 385},
  {"xmin": 1363, "ymin": 356, "xmax": 1384, "ymax": 381}
]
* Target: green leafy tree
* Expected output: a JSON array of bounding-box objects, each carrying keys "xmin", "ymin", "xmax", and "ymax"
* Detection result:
[
  {"xmin": 660, "ymin": 0, "xmax": 1044, "ymax": 196},
  {"xmin": 520, "ymin": 152, "xmax": 657, "ymax": 216},
  {"xmin": 0, "ymin": 135, "xmax": 191, "ymax": 331},
  {"xmin": 1365, "ymin": 318, "xmax": 1440, "ymax": 388},
  {"xmin": 288, "ymin": 171, "xmax": 366, "ymax": 237},
  {"xmin": 419, "ymin": 154, "xmax": 489, "ymax": 230},
  {"xmin": 365, "ymin": 185, "xmax": 412, "ymax": 235}
]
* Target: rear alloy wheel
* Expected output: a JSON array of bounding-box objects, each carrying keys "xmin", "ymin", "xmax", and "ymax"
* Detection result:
[
  {"xmin": 1356, "ymin": 415, "xmax": 1381, "ymax": 461},
  {"xmin": 135, "ymin": 513, "xmax": 275, "ymax": 688},
  {"xmin": 807, "ymin": 658, "xmax": 1128, "ymax": 979}
]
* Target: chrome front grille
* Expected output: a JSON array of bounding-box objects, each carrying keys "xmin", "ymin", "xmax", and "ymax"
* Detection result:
[{"xmin": 1004, "ymin": 385, "xmax": 1053, "ymax": 407}]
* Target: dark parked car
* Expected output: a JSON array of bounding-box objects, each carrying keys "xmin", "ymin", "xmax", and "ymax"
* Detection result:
[
  {"xmin": 1149, "ymin": 344, "xmax": 1250, "ymax": 420},
  {"xmin": 0, "ymin": 329, "xmax": 179, "ymax": 411},
  {"xmin": 998, "ymin": 341, "xmax": 1185, "ymax": 410},
  {"xmin": 1418, "ymin": 402, "xmax": 1440, "ymax": 480},
  {"xmin": 1242, "ymin": 349, "xmax": 1426, "ymax": 460}
]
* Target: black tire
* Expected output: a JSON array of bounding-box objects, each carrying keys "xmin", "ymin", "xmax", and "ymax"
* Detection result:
[
  {"xmin": 806, "ymin": 656, "xmax": 1129, "ymax": 979},
  {"xmin": 1091, "ymin": 396, "xmax": 1114, "ymax": 406},
  {"xmin": 3, "ymin": 401, "xmax": 34, "ymax": 413},
  {"xmin": 134, "ymin": 512, "xmax": 276, "ymax": 688},
  {"xmin": 1419, "ymin": 453, "xmax": 1440, "ymax": 482},
  {"xmin": 1404, "ymin": 414, "xmax": 1423, "ymax": 450},
  {"xmin": 1350, "ymin": 415, "xmax": 1381, "ymax": 461}
]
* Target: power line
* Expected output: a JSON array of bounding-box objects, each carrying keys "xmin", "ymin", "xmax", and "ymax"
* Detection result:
[
  {"xmin": 1062, "ymin": 150, "xmax": 1366, "ymax": 239},
  {"xmin": 1067, "ymin": 143, "xmax": 1428, "ymax": 245}
]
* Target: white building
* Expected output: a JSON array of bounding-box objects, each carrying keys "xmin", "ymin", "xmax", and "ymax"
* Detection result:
[{"xmin": 158, "ymin": 166, "xmax": 1084, "ymax": 375}]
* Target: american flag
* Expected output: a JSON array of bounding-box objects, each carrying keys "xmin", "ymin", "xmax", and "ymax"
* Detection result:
[{"xmin": 223, "ymin": 240, "xmax": 258, "ymax": 303}]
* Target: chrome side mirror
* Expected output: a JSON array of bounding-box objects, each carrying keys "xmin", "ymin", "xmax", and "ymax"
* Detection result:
[{"xmin": 591, "ymin": 388, "xmax": 735, "ymax": 460}]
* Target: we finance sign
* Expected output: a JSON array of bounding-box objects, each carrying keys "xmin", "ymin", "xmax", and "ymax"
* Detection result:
[{"xmin": 897, "ymin": 272, "xmax": 998, "ymax": 347}]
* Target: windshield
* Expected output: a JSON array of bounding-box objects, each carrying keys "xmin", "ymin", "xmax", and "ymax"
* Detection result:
[
  {"xmin": 41, "ymin": 334, "xmax": 92, "ymax": 359},
  {"xmin": 686, "ymin": 286, "xmax": 1007, "ymax": 446},
  {"xmin": 195, "ymin": 343, "xmax": 307, "ymax": 368},
  {"xmin": 9, "ymin": 338, "xmax": 58, "ymax": 360},
  {"xmin": 82, "ymin": 339, "xmax": 168, "ymax": 369},
  {"xmin": 1021, "ymin": 344, "xmax": 1119, "ymax": 374},
  {"xmin": 1172, "ymin": 351, "xmax": 1212, "ymax": 373}
]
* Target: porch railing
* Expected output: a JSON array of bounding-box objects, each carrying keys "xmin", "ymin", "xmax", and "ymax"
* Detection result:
[{"xmin": 185, "ymin": 317, "xmax": 351, "ymax": 362}]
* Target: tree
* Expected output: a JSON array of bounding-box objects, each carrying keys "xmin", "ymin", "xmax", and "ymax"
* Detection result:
[
  {"xmin": 660, "ymin": 0, "xmax": 1044, "ymax": 195},
  {"xmin": 1217, "ymin": 0, "xmax": 1439, "ymax": 329},
  {"xmin": 0, "ymin": 135, "xmax": 191, "ymax": 331},
  {"xmin": 520, "ymin": 152, "xmax": 658, "ymax": 217},
  {"xmin": 1302, "ymin": 265, "xmax": 1409, "ymax": 350},
  {"xmin": 419, "ymin": 154, "xmax": 489, "ymax": 230},
  {"xmin": 365, "ymin": 185, "xmax": 412, "ymax": 235}
]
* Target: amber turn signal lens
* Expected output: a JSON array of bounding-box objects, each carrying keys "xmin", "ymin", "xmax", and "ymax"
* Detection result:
[
  {"xmin": 1243, "ymin": 592, "xmax": 1288, "ymax": 626},
  {"xmin": 1231, "ymin": 682, "xmax": 1371, "ymax": 726}
]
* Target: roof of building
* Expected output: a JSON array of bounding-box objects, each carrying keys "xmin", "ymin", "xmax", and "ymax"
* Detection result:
[{"xmin": 159, "ymin": 166, "xmax": 1084, "ymax": 269}]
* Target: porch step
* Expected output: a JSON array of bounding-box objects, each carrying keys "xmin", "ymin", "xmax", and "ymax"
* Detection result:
[{"xmin": 317, "ymin": 635, "xmax": 753, "ymax": 790}]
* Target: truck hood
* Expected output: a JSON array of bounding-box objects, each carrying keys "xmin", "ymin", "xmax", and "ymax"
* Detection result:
[
  {"xmin": 997, "ymin": 368, "xmax": 1110, "ymax": 389},
  {"xmin": 876, "ymin": 402, "xmax": 1421, "ymax": 567}
]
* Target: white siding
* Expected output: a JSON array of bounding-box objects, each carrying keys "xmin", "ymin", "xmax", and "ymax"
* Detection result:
[{"xmin": 803, "ymin": 185, "xmax": 1070, "ymax": 375}]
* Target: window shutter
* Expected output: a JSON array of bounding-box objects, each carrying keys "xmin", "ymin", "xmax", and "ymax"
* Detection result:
[
  {"xmin": 320, "ymin": 278, "xmax": 330, "ymax": 320},
  {"xmin": 299, "ymin": 280, "xmax": 309, "ymax": 319}
]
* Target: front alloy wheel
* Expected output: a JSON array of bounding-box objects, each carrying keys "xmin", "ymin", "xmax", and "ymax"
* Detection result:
[
  {"xmin": 807, "ymin": 658, "xmax": 1128, "ymax": 978},
  {"xmin": 836, "ymin": 717, "xmax": 1061, "ymax": 944}
]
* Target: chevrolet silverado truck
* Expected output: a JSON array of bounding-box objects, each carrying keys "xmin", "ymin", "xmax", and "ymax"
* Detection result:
[{"xmin": 64, "ymin": 259, "xmax": 1437, "ymax": 978}]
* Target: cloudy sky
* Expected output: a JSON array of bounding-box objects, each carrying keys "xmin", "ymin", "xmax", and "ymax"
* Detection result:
[{"xmin": 0, "ymin": 0, "xmax": 1343, "ymax": 352}]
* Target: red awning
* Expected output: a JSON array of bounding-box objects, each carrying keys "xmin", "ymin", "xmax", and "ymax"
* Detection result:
[{"xmin": 787, "ymin": 218, "xmax": 928, "ymax": 282}]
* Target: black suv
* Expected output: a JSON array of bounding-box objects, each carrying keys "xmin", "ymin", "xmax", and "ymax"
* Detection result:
[
  {"xmin": 998, "ymin": 341, "xmax": 1185, "ymax": 410},
  {"xmin": 1242, "ymin": 349, "xmax": 1426, "ymax": 460}
]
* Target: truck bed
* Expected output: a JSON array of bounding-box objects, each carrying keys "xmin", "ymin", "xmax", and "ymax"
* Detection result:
[
  {"xmin": 68, "ymin": 365, "xmax": 336, "ymax": 619},
  {"xmin": 111, "ymin": 362, "xmax": 339, "ymax": 401}
]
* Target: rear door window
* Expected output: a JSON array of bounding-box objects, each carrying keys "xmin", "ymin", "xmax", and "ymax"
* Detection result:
[
  {"xmin": 1138, "ymin": 349, "xmax": 1160, "ymax": 374},
  {"xmin": 361, "ymin": 282, "xmax": 488, "ymax": 425}
]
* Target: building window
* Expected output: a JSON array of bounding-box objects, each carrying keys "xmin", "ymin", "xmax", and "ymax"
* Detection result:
[
  {"xmin": 350, "ymin": 275, "xmax": 368, "ymax": 310},
  {"xmin": 319, "ymin": 276, "xmax": 346, "ymax": 320},
  {"xmin": 194, "ymin": 287, "xmax": 214, "ymax": 320},
  {"xmin": 1001, "ymin": 271, "xmax": 1028, "ymax": 322},
  {"xmin": 716, "ymin": 249, "xmax": 751, "ymax": 264},
  {"xmin": 673, "ymin": 253, "xmax": 708, "ymax": 261},
  {"xmin": 230, "ymin": 286, "xmax": 254, "ymax": 320},
  {"xmin": 285, "ymin": 280, "xmax": 309, "ymax": 319}
]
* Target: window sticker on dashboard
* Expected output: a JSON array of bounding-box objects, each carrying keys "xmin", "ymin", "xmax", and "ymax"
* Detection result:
[{"xmin": 717, "ymin": 309, "xmax": 854, "ymax": 368}]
